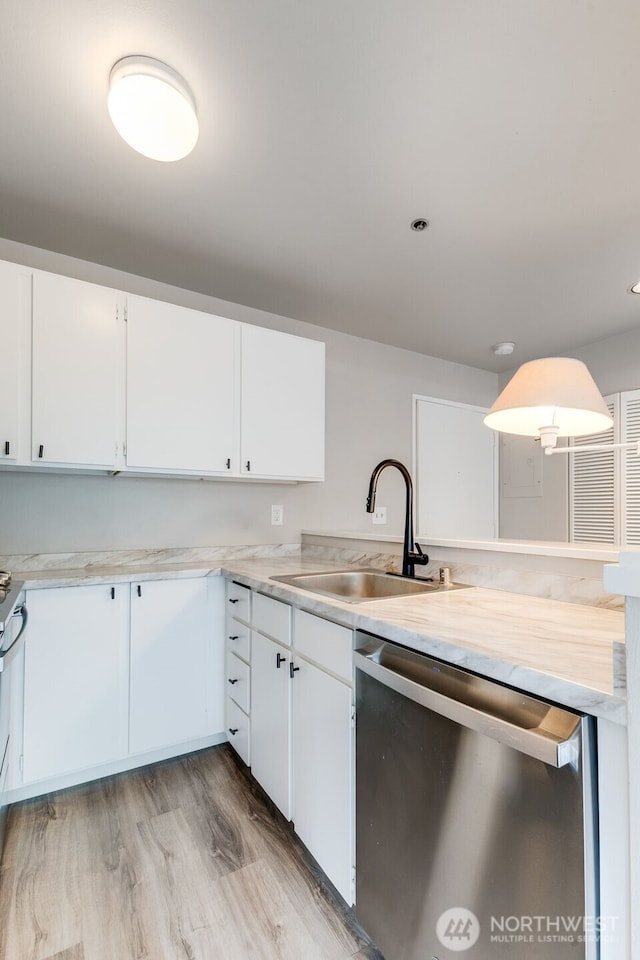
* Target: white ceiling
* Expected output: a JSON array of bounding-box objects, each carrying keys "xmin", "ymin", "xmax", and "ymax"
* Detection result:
[{"xmin": 2, "ymin": 0, "xmax": 640, "ymax": 372}]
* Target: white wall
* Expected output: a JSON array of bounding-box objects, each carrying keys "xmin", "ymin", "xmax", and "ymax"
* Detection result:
[{"xmin": 0, "ymin": 238, "xmax": 497, "ymax": 555}]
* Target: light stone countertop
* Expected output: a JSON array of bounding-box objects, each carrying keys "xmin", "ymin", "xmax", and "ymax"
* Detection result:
[
  {"xmin": 15, "ymin": 555, "xmax": 626, "ymax": 725},
  {"xmin": 220, "ymin": 558, "xmax": 626, "ymax": 725}
]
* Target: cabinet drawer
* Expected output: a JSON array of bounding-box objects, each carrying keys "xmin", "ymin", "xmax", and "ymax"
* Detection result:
[
  {"xmin": 252, "ymin": 592, "xmax": 291, "ymax": 645},
  {"xmin": 294, "ymin": 609, "xmax": 353, "ymax": 682},
  {"xmin": 226, "ymin": 580, "xmax": 251, "ymax": 623},
  {"xmin": 226, "ymin": 697, "xmax": 250, "ymax": 766},
  {"xmin": 226, "ymin": 651, "xmax": 250, "ymax": 713},
  {"xmin": 226, "ymin": 619, "xmax": 250, "ymax": 663}
]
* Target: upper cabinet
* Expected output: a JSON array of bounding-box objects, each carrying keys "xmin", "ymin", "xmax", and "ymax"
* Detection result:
[
  {"xmin": 125, "ymin": 295, "xmax": 239, "ymax": 474},
  {"xmin": 0, "ymin": 259, "xmax": 325, "ymax": 482},
  {"xmin": 240, "ymin": 324, "xmax": 325, "ymax": 480},
  {"xmin": 0, "ymin": 261, "xmax": 30, "ymax": 463},
  {"xmin": 31, "ymin": 272, "xmax": 123, "ymax": 468}
]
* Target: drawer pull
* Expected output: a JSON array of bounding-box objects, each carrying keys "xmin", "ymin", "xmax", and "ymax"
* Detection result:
[
  {"xmin": 110, "ymin": 587, "xmax": 115, "ymax": 600},
  {"xmin": 276, "ymin": 652, "xmax": 286, "ymax": 669},
  {"xmin": 289, "ymin": 662, "xmax": 300, "ymax": 679},
  {"xmin": 229, "ymin": 635, "xmax": 239, "ymax": 641},
  {"xmin": 226, "ymin": 458, "xmax": 231, "ymax": 469},
  {"xmin": 228, "ymin": 598, "xmax": 239, "ymax": 604},
  {"xmin": 228, "ymin": 677, "xmax": 239, "ymax": 685},
  {"xmin": 4, "ymin": 441, "xmax": 9, "ymax": 456},
  {"xmin": 228, "ymin": 727, "xmax": 239, "ymax": 736}
]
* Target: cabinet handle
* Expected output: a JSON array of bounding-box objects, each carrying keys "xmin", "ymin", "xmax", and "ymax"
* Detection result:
[
  {"xmin": 228, "ymin": 677, "xmax": 239, "ymax": 685},
  {"xmin": 38, "ymin": 444, "xmax": 44, "ymax": 459},
  {"xmin": 4, "ymin": 441, "xmax": 9, "ymax": 456},
  {"xmin": 137, "ymin": 584, "xmax": 142, "ymax": 598},
  {"xmin": 228, "ymin": 727, "xmax": 239, "ymax": 736},
  {"xmin": 228, "ymin": 598, "xmax": 239, "ymax": 604},
  {"xmin": 289, "ymin": 662, "xmax": 300, "ymax": 679},
  {"xmin": 110, "ymin": 587, "xmax": 115, "ymax": 600},
  {"xmin": 228, "ymin": 635, "xmax": 239, "ymax": 641},
  {"xmin": 276, "ymin": 652, "xmax": 286, "ymax": 669},
  {"xmin": 226, "ymin": 458, "xmax": 231, "ymax": 470},
  {"xmin": 245, "ymin": 460, "xmax": 251, "ymax": 472}
]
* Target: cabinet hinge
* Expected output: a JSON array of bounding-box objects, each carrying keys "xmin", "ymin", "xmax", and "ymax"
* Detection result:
[
  {"xmin": 351, "ymin": 706, "xmax": 356, "ymax": 728},
  {"xmin": 123, "ymin": 303, "xmax": 128, "ymax": 322}
]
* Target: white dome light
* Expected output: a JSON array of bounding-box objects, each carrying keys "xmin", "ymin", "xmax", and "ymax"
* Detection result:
[{"xmin": 108, "ymin": 56, "xmax": 199, "ymax": 162}]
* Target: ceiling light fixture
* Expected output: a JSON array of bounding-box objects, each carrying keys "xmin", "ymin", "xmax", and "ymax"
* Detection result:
[
  {"xmin": 107, "ymin": 56, "xmax": 199, "ymax": 162},
  {"xmin": 492, "ymin": 341, "xmax": 515, "ymax": 356},
  {"xmin": 482, "ymin": 357, "xmax": 640, "ymax": 456}
]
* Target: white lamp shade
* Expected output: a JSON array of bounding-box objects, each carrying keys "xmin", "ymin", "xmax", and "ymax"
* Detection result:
[
  {"xmin": 484, "ymin": 357, "xmax": 613, "ymax": 438},
  {"xmin": 108, "ymin": 56, "xmax": 199, "ymax": 162}
]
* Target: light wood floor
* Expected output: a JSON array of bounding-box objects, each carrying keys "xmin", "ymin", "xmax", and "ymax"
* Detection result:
[{"xmin": 0, "ymin": 745, "xmax": 381, "ymax": 960}]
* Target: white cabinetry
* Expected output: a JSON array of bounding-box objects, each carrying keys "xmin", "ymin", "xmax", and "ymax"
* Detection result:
[
  {"xmin": 233, "ymin": 583, "xmax": 354, "ymax": 904},
  {"xmin": 125, "ymin": 295, "xmax": 239, "ymax": 474},
  {"xmin": 291, "ymin": 610, "xmax": 354, "ymax": 903},
  {"xmin": 31, "ymin": 271, "xmax": 123, "ymax": 467},
  {"xmin": 0, "ymin": 259, "xmax": 325, "ymax": 481},
  {"xmin": 225, "ymin": 581, "xmax": 252, "ymax": 765},
  {"xmin": 250, "ymin": 595, "xmax": 292, "ymax": 819},
  {"xmin": 129, "ymin": 577, "xmax": 219, "ymax": 754},
  {"xmin": 16, "ymin": 576, "xmax": 223, "ymax": 795},
  {"xmin": 22, "ymin": 584, "xmax": 129, "ymax": 783},
  {"xmin": 0, "ymin": 260, "xmax": 30, "ymax": 463},
  {"xmin": 240, "ymin": 324, "xmax": 325, "ymax": 480}
]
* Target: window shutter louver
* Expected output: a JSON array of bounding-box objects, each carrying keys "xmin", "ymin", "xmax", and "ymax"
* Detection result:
[
  {"xmin": 569, "ymin": 396, "xmax": 619, "ymax": 543},
  {"xmin": 621, "ymin": 389, "xmax": 640, "ymax": 545}
]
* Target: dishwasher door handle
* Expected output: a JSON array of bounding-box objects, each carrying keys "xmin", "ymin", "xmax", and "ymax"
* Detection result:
[{"xmin": 354, "ymin": 647, "xmax": 582, "ymax": 768}]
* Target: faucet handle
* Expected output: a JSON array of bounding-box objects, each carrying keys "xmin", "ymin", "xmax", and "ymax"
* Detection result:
[{"xmin": 413, "ymin": 542, "xmax": 429, "ymax": 565}]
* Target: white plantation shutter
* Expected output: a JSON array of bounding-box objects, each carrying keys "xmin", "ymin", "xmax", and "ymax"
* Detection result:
[
  {"xmin": 621, "ymin": 390, "xmax": 640, "ymax": 545},
  {"xmin": 569, "ymin": 395, "xmax": 619, "ymax": 543}
]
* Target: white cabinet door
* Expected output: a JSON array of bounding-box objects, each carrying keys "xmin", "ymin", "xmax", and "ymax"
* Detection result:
[
  {"xmin": 32, "ymin": 271, "xmax": 122, "ymax": 467},
  {"xmin": 0, "ymin": 260, "xmax": 30, "ymax": 463},
  {"xmin": 126, "ymin": 295, "xmax": 239, "ymax": 473},
  {"xmin": 251, "ymin": 630, "xmax": 291, "ymax": 819},
  {"xmin": 240, "ymin": 324, "xmax": 325, "ymax": 479},
  {"xmin": 292, "ymin": 657, "xmax": 353, "ymax": 903},
  {"xmin": 129, "ymin": 577, "xmax": 217, "ymax": 754},
  {"xmin": 22, "ymin": 585, "xmax": 128, "ymax": 783}
]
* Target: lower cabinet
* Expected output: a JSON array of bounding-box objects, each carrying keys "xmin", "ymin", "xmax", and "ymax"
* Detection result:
[
  {"xmin": 22, "ymin": 584, "xmax": 129, "ymax": 783},
  {"xmin": 17, "ymin": 576, "xmax": 223, "ymax": 792},
  {"xmin": 251, "ymin": 630, "xmax": 292, "ymax": 819},
  {"xmin": 291, "ymin": 646, "xmax": 353, "ymax": 905},
  {"xmin": 129, "ymin": 578, "xmax": 217, "ymax": 754},
  {"xmin": 229, "ymin": 584, "xmax": 354, "ymax": 905}
]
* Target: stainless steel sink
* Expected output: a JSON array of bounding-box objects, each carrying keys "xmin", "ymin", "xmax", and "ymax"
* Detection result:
[{"xmin": 270, "ymin": 569, "xmax": 468, "ymax": 603}]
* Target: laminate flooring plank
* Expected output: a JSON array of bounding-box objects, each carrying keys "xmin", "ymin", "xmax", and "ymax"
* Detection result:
[
  {"xmin": 42, "ymin": 946, "xmax": 85, "ymax": 960},
  {"xmin": 217, "ymin": 856, "xmax": 353, "ymax": 960},
  {"xmin": 181, "ymin": 748, "xmax": 368, "ymax": 956},
  {"xmin": 131, "ymin": 806, "xmax": 229, "ymax": 959},
  {"xmin": 73, "ymin": 776, "xmax": 161, "ymax": 960},
  {"xmin": 0, "ymin": 746, "xmax": 374, "ymax": 960},
  {"xmin": 0, "ymin": 794, "xmax": 82, "ymax": 960}
]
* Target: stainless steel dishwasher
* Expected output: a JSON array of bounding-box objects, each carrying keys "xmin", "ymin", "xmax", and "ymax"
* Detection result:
[{"xmin": 354, "ymin": 632, "xmax": 599, "ymax": 960}]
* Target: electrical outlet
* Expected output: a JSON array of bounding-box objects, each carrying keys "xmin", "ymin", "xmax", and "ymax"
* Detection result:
[
  {"xmin": 372, "ymin": 506, "xmax": 387, "ymax": 524},
  {"xmin": 271, "ymin": 504, "xmax": 284, "ymax": 525}
]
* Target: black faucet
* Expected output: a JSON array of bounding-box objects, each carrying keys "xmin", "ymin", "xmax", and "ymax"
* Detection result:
[{"xmin": 365, "ymin": 459, "xmax": 429, "ymax": 578}]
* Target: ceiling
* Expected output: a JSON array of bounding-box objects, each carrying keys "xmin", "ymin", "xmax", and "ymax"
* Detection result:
[{"xmin": 2, "ymin": 0, "xmax": 640, "ymax": 373}]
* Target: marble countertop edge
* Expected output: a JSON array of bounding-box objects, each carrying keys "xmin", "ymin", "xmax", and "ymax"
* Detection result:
[{"xmin": 11, "ymin": 556, "xmax": 625, "ymax": 724}]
